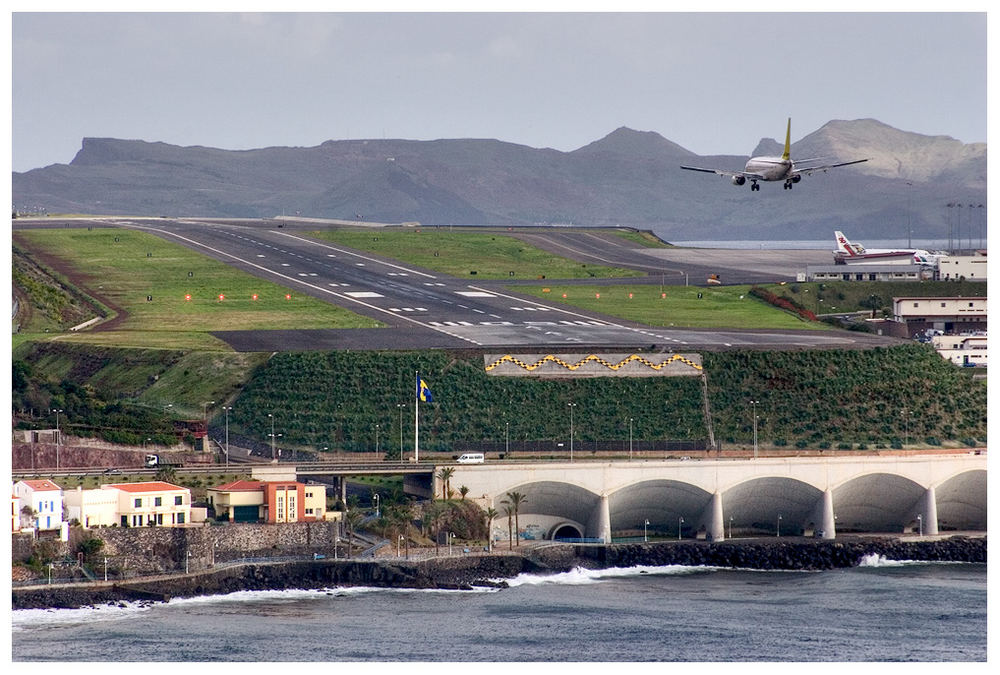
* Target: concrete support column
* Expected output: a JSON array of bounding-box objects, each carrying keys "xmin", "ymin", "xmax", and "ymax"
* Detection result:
[
  {"xmin": 921, "ymin": 485, "xmax": 939, "ymax": 536},
  {"xmin": 590, "ymin": 494, "xmax": 612, "ymax": 543},
  {"xmin": 708, "ymin": 491, "xmax": 725, "ymax": 542},
  {"xmin": 821, "ymin": 488, "xmax": 836, "ymax": 540},
  {"xmin": 339, "ymin": 476, "xmax": 347, "ymax": 505}
]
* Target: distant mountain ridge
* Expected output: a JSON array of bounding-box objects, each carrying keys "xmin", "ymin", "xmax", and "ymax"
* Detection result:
[{"xmin": 13, "ymin": 119, "xmax": 985, "ymax": 240}]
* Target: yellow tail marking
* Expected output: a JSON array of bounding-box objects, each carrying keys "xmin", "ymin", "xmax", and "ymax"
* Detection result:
[{"xmin": 782, "ymin": 118, "xmax": 791, "ymax": 161}]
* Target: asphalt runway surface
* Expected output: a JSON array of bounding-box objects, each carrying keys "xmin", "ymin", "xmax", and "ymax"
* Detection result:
[{"xmin": 14, "ymin": 217, "xmax": 902, "ymax": 352}]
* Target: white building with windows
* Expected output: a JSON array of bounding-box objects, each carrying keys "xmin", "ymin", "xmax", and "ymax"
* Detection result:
[
  {"xmin": 892, "ymin": 296, "xmax": 987, "ymax": 335},
  {"xmin": 103, "ymin": 481, "xmax": 192, "ymax": 528},
  {"xmin": 14, "ymin": 479, "xmax": 66, "ymax": 537},
  {"xmin": 931, "ymin": 333, "xmax": 988, "ymax": 368},
  {"xmin": 938, "ymin": 251, "xmax": 987, "ymax": 281}
]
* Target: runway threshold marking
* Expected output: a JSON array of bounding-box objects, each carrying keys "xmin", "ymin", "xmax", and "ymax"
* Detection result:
[{"xmin": 124, "ymin": 224, "xmax": 481, "ymax": 346}]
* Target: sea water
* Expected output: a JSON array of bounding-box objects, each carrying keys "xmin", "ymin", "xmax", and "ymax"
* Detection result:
[{"xmin": 11, "ymin": 560, "xmax": 986, "ymax": 662}]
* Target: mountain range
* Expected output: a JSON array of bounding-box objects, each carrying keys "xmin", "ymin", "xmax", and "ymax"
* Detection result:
[{"xmin": 13, "ymin": 119, "xmax": 986, "ymax": 241}]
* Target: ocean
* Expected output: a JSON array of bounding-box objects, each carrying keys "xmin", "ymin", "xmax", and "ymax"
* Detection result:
[{"xmin": 11, "ymin": 556, "xmax": 986, "ymax": 662}]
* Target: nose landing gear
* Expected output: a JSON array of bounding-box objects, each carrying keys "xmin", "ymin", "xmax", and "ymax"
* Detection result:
[{"xmin": 750, "ymin": 181, "xmax": 760, "ymax": 191}]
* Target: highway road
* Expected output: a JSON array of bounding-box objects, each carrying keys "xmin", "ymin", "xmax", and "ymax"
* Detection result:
[{"xmin": 14, "ymin": 217, "xmax": 901, "ymax": 351}]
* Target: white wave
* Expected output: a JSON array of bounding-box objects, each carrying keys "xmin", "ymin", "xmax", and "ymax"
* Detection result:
[
  {"xmin": 12, "ymin": 599, "xmax": 155, "ymax": 630},
  {"xmin": 502, "ymin": 564, "xmax": 714, "ymax": 587},
  {"xmin": 857, "ymin": 553, "xmax": 940, "ymax": 568}
]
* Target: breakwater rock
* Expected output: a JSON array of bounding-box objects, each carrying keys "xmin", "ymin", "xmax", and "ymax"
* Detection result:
[{"xmin": 12, "ymin": 536, "xmax": 984, "ymax": 610}]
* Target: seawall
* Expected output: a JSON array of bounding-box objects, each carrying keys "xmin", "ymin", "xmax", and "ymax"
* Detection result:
[{"xmin": 12, "ymin": 535, "xmax": 985, "ymax": 610}]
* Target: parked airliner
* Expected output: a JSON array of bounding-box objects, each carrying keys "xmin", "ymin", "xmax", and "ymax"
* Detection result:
[
  {"xmin": 833, "ymin": 231, "xmax": 942, "ymax": 266},
  {"xmin": 680, "ymin": 119, "xmax": 869, "ymax": 191}
]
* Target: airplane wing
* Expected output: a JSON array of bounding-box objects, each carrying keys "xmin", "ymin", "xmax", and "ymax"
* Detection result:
[
  {"xmin": 793, "ymin": 158, "xmax": 869, "ymax": 176},
  {"xmin": 680, "ymin": 165, "xmax": 765, "ymax": 180}
]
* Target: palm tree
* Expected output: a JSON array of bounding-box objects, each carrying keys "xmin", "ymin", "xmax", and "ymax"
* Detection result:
[
  {"xmin": 435, "ymin": 467, "xmax": 455, "ymax": 500},
  {"xmin": 503, "ymin": 503, "xmax": 515, "ymax": 551},
  {"xmin": 503, "ymin": 491, "xmax": 527, "ymax": 547},
  {"xmin": 459, "ymin": 485, "xmax": 469, "ymax": 500},
  {"xmin": 484, "ymin": 507, "xmax": 498, "ymax": 552}
]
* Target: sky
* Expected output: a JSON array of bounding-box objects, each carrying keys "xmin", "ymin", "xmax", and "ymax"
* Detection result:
[{"xmin": 9, "ymin": 7, "xmax": 989, "ymax": 173}]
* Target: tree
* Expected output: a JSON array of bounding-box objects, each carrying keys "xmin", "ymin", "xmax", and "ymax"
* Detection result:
[
  {"xmin": 484, "ymin": 507, "xmax": 498, "ymax": 552},
  {"xmin": 502, "ymin": 491, "xmax": 527, "ymax": 548},
  {"xmin": 435, "ymin": 467, "xmax": 455, "ymax": 500},
  {"xmin": 459, "ymin": 485, "xmax": 469, "ymax": 500},
  {"xmin": 503, "ymin": 504, "xmax": 515, "ymax": 551}
]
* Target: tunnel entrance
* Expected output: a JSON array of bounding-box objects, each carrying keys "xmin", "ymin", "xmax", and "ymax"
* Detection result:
[{"xmin": 551, "ymin": 523, "xmax": 584, "ymax": 541}]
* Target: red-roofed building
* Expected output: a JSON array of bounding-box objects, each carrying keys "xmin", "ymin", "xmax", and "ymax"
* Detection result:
[
  {"xmin": 207, "ymin": 480, "xmax": 327, "ymax": 523},
  {"xmin": 14, "ymin": 479, "xmax": 64, "ymax": 533},
  {"xmin": 101, "ymin": 481, "xmax": 191, "ymax": 528}
]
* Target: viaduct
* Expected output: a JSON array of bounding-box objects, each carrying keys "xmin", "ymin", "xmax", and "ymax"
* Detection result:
[{"xmin": 259, "ymin": 453, "xmax": 986, "ymax": 542}]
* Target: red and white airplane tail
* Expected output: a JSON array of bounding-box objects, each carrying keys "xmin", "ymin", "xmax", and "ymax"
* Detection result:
[{"xmin": 834, "ymin": 231, "xmax": 867, "ymax": 256}]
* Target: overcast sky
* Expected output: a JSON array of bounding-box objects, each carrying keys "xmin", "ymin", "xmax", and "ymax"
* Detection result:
[{"xmin": 11, "ymin": 10, "xmax": 987, "ymax": 173}]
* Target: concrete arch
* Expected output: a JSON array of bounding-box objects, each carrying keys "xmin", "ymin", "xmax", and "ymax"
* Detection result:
[
  {"xmin": 492, "ymin": 480, "xmax": 600, "ymax": 542},
  {"xmin": 935, "ymin": 469, "xmax": 986, "ymax": 531},
  {"xmin": 723, "ymin": 477, "xmax": 823, "ymax": 536},
  {"xmin": 832, "ymin": 472, "xmax": 925, "ymax": 533},
  {"xmin": 609, "ymin": 479, "xmax": 713, "ymax": 538}
]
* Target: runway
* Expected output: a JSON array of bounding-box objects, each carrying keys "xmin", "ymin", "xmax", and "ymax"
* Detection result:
[{"xmin": 14, "ymin": 217, "xmax": 902, "ymax": 352}]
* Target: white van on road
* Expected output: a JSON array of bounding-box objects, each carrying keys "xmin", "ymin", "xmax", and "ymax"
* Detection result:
[{"xmin": 456, "ymin": 453, "xmax": 485, "ymax": 464}]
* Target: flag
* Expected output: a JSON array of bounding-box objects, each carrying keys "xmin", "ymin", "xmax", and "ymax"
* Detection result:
[{"xmin": 417, "ymin": 376, "xmax": 433, "ymax": 403}]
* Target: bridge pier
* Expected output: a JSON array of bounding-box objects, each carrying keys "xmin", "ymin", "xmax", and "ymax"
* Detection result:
[
  {"xmin": 921, "ymin": 485, "xmax": 939, "ymax": 535},
  {"xmin": 820, "ymin": 488, "xmax": 836, "ymax": 540},
  {"xmin": 588, "ymin": 494, "xmax": 612, "ymax": 543},
  {"xmin": 701, "ymin": 491, "xmax": 724, "ymax": 542}
]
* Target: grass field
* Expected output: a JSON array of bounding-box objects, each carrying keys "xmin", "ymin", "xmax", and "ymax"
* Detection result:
[
  {"xmin": 609, "ymin": 230, "xmax": 673, "ymax": 248},
  {"xmin": 514, "ymin": 284, "xmax": 831, "ymax": 330},
  {"xmin": 309, "ymin": 228, "xmax": 645, "ymax": 279},
  {"xmin": 14, "ymin": 229, "xmax": 381, "ymax": 350}
]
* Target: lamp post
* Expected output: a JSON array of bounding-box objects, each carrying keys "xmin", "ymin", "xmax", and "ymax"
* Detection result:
[
  {"xmin": 505, "ymin": 421, "xmax": 509, "ymax": 457},
  {"xmin": 777, "ymin": 515, "xmax": 782, "ymax": 538},
  {"xmin": 334, "ymin": 536, "xmax": 340, "ymax": 560},
  {"xmin": 104, "ymin": 556, "xmax": 108, "ymax": 582},
  {"xmin": 373, "ymin": 493, "xmax": 380, "ymax": 518},
  {"xmin": 567, "ymin": 403, "xmax": 576, "ymax": 462},
  {"xmin": 222, "ymin": 406, "xmax": 232, "ymax": 471},
  {"xmin": 48, "ymin": 563, "xmax": 53, "ymax": 585},
  {"xmin": 677, "ymin": 516, "xmax": 684, "ymax": 540},
  {"xmin": 644, "ymin": 518, "xmax": 649, "ymax": 542},
  {"xmin": 53, "ymin": 408, "xmax": 63, "ymax": 469},
  {"xmin": 186, "ymin": 551, "xmax": 191, "ymax": 574},
  {"xmin": 268, "ymin": 413, "xmax": 281, "ymax": 460},
  {"xmin": 749, "ymin": 400, "xmax": 758, "ymax": 459},
  {"xmin": 629, "ymin": 417, "xmax": 634, "ymax": 461},
  {"xmin": 917, "ymin": 514, "xmax": 923, "ymax": 536},
  {"xmin": 397, "ymin": 534, "xmax": 404, "ymax": 557},
  {"xmin": 729, "ymin": 516, "xmax": 734, "ymax": 540},
  {"xmin": 449, "ymin": 532, "xmax": 456, "ymax": 556},
  {"xmin": 375, "ymin": 423, "xmax": 380, "ymax": 455},
  {"xmin": 397, "ymin": 404, "xmax": 406, "ymax": 461}
]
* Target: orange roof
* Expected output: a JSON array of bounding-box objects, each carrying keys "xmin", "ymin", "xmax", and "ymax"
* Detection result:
[
  {"xmin": 19, "ymin": 479, "xmax": 62, "ymax": 491},
  {"xmin": 211, "ymin": 479, "xmax": 265, "ymax": 492},
  {"xmin": 105, "ymin": 481, "xmax": 186, "ymax": 493}
]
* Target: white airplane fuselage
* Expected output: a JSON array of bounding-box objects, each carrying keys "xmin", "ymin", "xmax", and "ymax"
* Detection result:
[{"xmin": 744, "ymin": 156, "xmax": 794, "ymax": 182}]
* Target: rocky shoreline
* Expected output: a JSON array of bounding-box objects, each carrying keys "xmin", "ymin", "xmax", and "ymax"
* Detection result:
[{"xmin": 12, "ymin": 535, "xmax": 985, "ymax": 610}]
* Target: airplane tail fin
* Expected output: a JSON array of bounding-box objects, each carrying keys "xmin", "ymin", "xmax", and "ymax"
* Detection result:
[
  {"xmin": 835, "ymin": 231, "xmax": 855, "ymax": 255},
  {"xmin": 782, "ymin": 118, "xmax": 791, "ymax": 161}
]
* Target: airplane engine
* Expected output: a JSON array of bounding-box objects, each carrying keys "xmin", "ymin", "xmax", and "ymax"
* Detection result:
[
  {"xmin": 791, "ymin": 174, "xmax": 802, "ymax": 183},
  {"xmin": 731, "ymin": 175, "xmax": 746, "ymax": 186}
]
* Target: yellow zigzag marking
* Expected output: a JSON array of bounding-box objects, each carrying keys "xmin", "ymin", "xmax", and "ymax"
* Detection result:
[{"xmin": 484, "ymin": 353, "xmax": 702, "ymax": 372}]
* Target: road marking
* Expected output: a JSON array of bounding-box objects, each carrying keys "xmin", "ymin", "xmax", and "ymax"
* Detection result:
[
  {"xmin": 345, "ymin": 291, "xmax": 384, "ymax": 298},
  {"xmin": 456, "ymin": 291, "xmax": 496, "ymax": 297},
  {"xmin": 271, "ymin": 230, "xmax": 438, "ymax": 279}
]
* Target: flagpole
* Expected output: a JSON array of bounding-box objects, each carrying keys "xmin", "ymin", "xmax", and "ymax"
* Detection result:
[{"xmin": 414, "ymin": 371, "xmax": 420, "ymax": 463}]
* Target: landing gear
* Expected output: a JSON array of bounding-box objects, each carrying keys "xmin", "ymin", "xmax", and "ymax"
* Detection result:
[
  {"xmin": 783, "ymin": 180, "xmax": 794, "ymax": 190},
  {"xmin": 750, "ymin": 181, "xmax": 760, "ymax": 191}
]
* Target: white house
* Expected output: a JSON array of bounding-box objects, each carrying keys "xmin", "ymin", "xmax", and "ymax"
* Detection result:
[
  {"xmin": 14, "ymin": 479, "xmax": 66, "ymax": 538},
  {"xmin": 931, "ymin": 333, "xmax": 988, "ymax": 368}
]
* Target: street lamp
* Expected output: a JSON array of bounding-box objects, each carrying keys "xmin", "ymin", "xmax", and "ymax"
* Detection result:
[
  {"xmin": 104, "ymin": 556, "xmax": 108, "ymax": 582},
  {"xmin": 644, "ymin": 518, "xmax": 649, "ymax": 542},
  {"xmin": 186, "ymin": 551, "xmax": 191, "ymax": 574},
  {"xmin": 677, "ymin": 516, "xmax": 684, "ymax": 540},
  {"xmin": 749, "ymin": 400, "xmax": 758, "ymax": 459},
  {"xmin": 222, "ymin": 406, "xmax": 232, "ymax": 471},
  {"xmin": 449, "ymin": 532, "xmax": 456, "ymax": 556},
  {"xmin": 729, "ymin": 516, "xmax": 734, "ymax": 540},
  {"xmin": 53, "ymin": 408, "xmax": 63, "ymax": 469},
  {"xmin": 375, "ymin": 423, "xmax": 380, "ymax": 454},
  {"xmin": 397, "ymin": 534, "xmax": 404, "ymax": 557},
  {"xmin": 334, "ymin": 536, "xmax": 340, "ymax": 560},
  {"xmin": 505, "ymin": 421, "xmax": 509, "ymax": 457},
  {"xmin": 373, "ymin": 493, "xmax": 380, "ymax": 518},
  {"xmin": 777, "ymin": 515, "xmax": 782, "ymax": 538},
  {"xmin": 629, "ymin": 417, "xmax": 634, "ymax": 461},
  {"xmin": 268, "ymin": 413, "xmax": 282, "ymax": 460},
  {"xmin": 567, "ymin": 403, "xmax": 577, "ymax": 462},
  {"xmin": 917, "ymin": 514, "xmax": 923, "ymax": 536}
]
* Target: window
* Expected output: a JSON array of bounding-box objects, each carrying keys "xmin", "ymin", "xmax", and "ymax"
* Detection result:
[
  {"xmin": 305, "ymin": 508, "xmax": 313, "ymax": 515},
  {"xmin": 941, "ymin": 303, "xmax": 947, "ymax": 308},
  {"xmin": 177, "ymin": 513, "xmax": 185, "ymax": 524},
  {"xmin": 154, "ymin": 497, "xmax": 162, "ymax": 507},
  {"xmin": 134, "ymin": 498, "xmax": 142, "ymax": 508},
  {"xmin": 913, "ymin": 302, "xmax": 920, "ymax": 308},
  {"xmin": 175, "ymin": 496, "xmax": 183, "ymax": 506}
]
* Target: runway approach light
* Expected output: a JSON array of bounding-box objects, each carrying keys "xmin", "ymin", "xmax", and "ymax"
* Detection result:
[
  {"xmin": 185, "ymin": 294, "xmax": 191, "ymax": 301},
  {"xmin": 218, "ymin": 294, "xmax": 225, "ymax": 301},
  {"xmin": 252, "ymin": 294, "xmax": 259, "ymax": 301},
  {"xmin": 596, "ymin": 293, "xmax": 600, "ymax": 299},
  {"xmin": 285, "ymin": 294, "xmax": 292, "ymax": 300}
]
